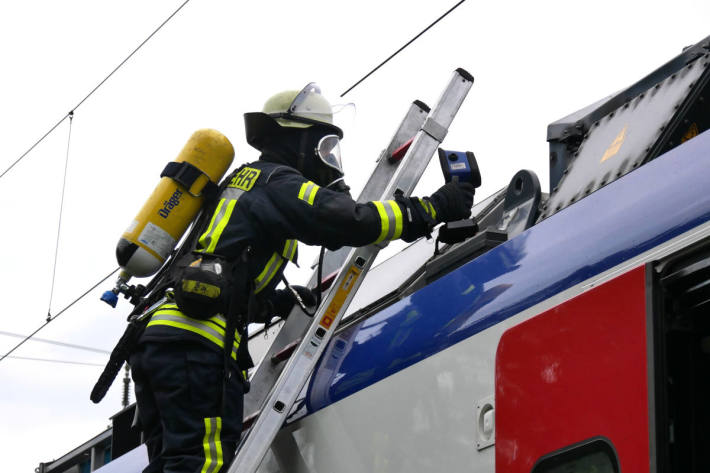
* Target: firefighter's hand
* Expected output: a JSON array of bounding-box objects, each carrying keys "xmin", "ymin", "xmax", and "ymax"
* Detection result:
[
  {"xmin": 270, "ymin": 286, "xmax": 317, "ymax": 319},
  {"xmin": 428, "ymin": 181, "xmax": 475, "ymax": 222},
  {"xmin": 290, "ymin": 285, "xmax": 317, "ymax": 310}
]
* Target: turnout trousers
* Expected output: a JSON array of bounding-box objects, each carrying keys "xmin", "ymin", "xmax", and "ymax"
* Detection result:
[{"xmin": 130, "ymin": 341, "xmax": 244, "ymax": 473}]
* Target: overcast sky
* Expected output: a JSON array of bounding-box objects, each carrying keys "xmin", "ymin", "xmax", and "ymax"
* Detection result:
[{"xmin": 1, "ymin": 0, "xmax": 709, "ymax": 471}]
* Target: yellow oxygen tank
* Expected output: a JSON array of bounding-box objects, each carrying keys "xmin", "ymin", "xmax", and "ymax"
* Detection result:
[{"xmin": 102, "ymin": 129, "xmax": 234, "ymax": 307}]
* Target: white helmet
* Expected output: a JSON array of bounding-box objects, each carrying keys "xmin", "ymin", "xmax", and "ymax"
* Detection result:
[{"xmin": 263, "ymin": 83, "xmax": 343, "ymax": 137}]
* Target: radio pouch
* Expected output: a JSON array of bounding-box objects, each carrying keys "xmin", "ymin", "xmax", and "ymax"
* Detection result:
[{"xmin": 173, "ymin": 253, "xmax": 232, "ymax": 319}]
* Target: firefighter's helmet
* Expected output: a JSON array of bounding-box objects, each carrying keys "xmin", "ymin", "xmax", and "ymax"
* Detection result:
[
  {"xmin": 262, "ymin": 83, "xmax": 343, "ymax": 137},
  {"xmin": 244, "ymin": 83, "xmax": 345, "ymax": 178}
]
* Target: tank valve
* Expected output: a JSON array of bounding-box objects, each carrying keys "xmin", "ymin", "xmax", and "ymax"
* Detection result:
[
  {"xmin": 100, "ymin": 290, "xmax": 119, "ymax": 308},
  {"xmin": 101, "ymin": 271, "xmax": 132, "ymax": 308}
]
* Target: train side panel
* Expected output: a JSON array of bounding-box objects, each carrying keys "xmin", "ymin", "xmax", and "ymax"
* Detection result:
[{"xmin": 497, "ymin": 266, "xmax": 649, "ymax": 473}]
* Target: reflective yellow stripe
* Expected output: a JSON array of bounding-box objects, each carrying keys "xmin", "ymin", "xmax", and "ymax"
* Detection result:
[
  {"xmin": 298, "ymin": 181, "xmax": 319, "ymax": 205},
  {"xmin": 418, "ymin": 198, "xmax": 437, "ymax": 220},
  {"xmin": 208, "ymin": 317, "xmax": 226, "ymax": 330},
  {"xmin": 153, "ymin": 309, "xmax": 227, "ymax": 334},
  {"xmin": 282, "ymin": 239, "xmax": 297, "ymax": 261},
  {"xmin": 307, "ymin": 185, "xmax": 318, "ymax": 205},
  {"xmin": 214, "ymin": 418, "xmax": 223, "ymax": 472},
  {"xmin": 201, "ymin": 418, "xmax": 211, "ymax": 473},
  {"xmin": 418, "ymin": 198, "xmax": 428, "ymax": 215},
  {"xmin": 254, "ymin": 252, "xmax": 285, "ymax": 294},
  {"xmin": 201, "ymin": 417, "xmax": 223, "ymax": 473},
  {"xmin": 149, "ymin": 312, "xmax": 239, "ymax": 359},
  {"xmin": 373, "ymin": 201, "xmax": 389, "ymax": 243},
  {"xmin": 388, "ymin": 200, "xmax": 403, "ymax": 240},
  {"xmin": 204, "ymin": 199, "xmax": 238, "ymax": 253},
  {"xmin": 298, "ymin": 182, "xmax": 309, "ymax": 200},
  {"xmin": 255, "ymin": 253, "xmax": 278, "ymax": 285},
  {"xmin": 148, "ymin": 320, "xmax": 238, "ymax": 360},
  {"xmin": 427, "ymin": 200, "xmax": 437, "ymax": 220},
  {"xmin": 374, "ymin": 200, "xmax": 403, "ymax": 243},
  {"xmin": 198, "ymin": 199, "xmax": 225, "ymax": 249},
  {"xmin": 159, "ymin": 303, "xmax": 226, "ymax": 329}
]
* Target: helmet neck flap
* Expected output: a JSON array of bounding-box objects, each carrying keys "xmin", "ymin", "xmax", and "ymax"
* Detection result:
[{"xmin": 258, "ymin": 125, "xmax": 345, "ymax": 189}]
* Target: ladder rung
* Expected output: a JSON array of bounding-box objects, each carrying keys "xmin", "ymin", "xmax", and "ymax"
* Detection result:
[
  {"xmin": 318, "ymin": 271, "xmax": 338, "ymax": 292},
  {"xmin": 242, "ymin": 410, "xmax": 261, "ymax": 430},
  {"xmin": 390, "ymin": 137, "xmax": 414, "ymax": 162},
  {"xmin": 270, "ymin": 339, "xmax": 302, "ymax": 365}
]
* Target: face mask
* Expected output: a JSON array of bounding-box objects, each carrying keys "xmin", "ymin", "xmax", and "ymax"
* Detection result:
[{"xmin": 315, "ymin": 135, "xmax": 343, "ymax": 174}]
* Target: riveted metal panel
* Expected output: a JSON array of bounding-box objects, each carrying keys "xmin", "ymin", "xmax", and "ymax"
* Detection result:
[{"xmin": 540, "ymin": 56, "xmax": 710, "ymax": 221}]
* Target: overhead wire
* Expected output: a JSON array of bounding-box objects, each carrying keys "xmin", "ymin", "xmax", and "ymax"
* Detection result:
[
  {"xmin": 7, "ymin": 356, "xmax": 104, "ymax": 367},
  {"xmin": 340, "ymin": 0, "xmax": 468, "ymax": 97},
  {"xmin": 0, "ymin": 331, "xmax": 110, "ymax": 354},
  {"xmin": 0, "ymin": 0, "xmax": 193, "ymax": 181},
  {"xmin": 47, "ymin": 112, "xmax": 74, "ymax": 321},
  {"xmin": 0, "ymin": 114, "xmax": 71, "ymax": 181}
]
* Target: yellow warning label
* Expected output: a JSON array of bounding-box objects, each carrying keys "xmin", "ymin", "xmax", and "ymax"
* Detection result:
[
  {"xmin": 681, "ymin": 123, "xmax": 699, "ymax": 143},
  {"xmin": 319, "ymin": 265, "xmax": 362, "ymax": 330},
  {"xmin": 600, "ymin": 125, "xmax": 628, "ymax": 163}
]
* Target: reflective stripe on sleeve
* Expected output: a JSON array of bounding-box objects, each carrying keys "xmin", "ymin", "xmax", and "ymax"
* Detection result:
[
  {"xmin": 419, "ymin": 198, "xmax": 437, "ymax": 220},
  {"xmin": 298, "ymin": 181, "xmax": 320, "ymax": 205},
  {"xmin": 281, "ymin": 239, "xmax": 298, "ymax": 262},
  {"xmin": 201, "ymin": 417, "xmax": 223, "ymax": 473},
  {"xmin": 373, "ymin": 200, "xmax": 403, "ymax": 243},
  {"xmin": 253, "ymin": 252, "xmax": 285, "ymax": 294}
]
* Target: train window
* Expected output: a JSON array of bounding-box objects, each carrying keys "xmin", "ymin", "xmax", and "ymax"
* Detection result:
[{"xmin": 531, "ymin": 438, "xmax": 619, "ymax": 473}]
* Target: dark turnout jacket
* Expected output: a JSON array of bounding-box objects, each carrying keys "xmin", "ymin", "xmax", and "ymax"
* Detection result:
[{"xmin": 140, "ymin": 157, "xmax": 437, "ymax": 367}]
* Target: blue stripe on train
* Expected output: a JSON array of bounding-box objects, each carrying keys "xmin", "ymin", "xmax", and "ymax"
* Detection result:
[{"xmin": 303, "ymin": 130, "xmax": 710, "ymax": 415}]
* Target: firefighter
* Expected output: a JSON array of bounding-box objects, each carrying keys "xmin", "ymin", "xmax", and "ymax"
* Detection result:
[{"xmin": 129, "ymin": 83, "xmax": 475, "ymax": 473}]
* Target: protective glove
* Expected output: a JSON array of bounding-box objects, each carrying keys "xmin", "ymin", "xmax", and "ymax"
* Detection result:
[
  {"xmin": 427, "ymin": 181, "xmax": 475, "ymax": 222},
  {"xmin": 269, "ymin": 285, "xmax": 318, "ymax": 319}
]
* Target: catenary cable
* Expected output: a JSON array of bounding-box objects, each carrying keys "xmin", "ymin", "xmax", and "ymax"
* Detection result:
[
  {"xmin": 0, "ymin": 331, "xmax": 110, "ymax": 354},
  {"xmin": 7, "ymin": 356, "xmax": 104, "ymax": 367},
  {"xmin": 340, "ymin": 0, "xmax": 467, "ymax": 97},
  {"xmin": 47, "ymin": 112, "xmax": 74, "ymax": 321},
  {"xmin": 0, "ymin": 267, "xmax": 119, "ymax": 364},
  {"xmin": 0, "ymin": 0, "xmax": 193, "ymax": 181},
  {"xmin": 0, "ymin": 114, "xmax": 70, "ymax": 181}
]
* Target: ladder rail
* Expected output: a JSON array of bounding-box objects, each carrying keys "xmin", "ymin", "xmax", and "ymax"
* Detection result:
[{"xmin": 230, "ymin": 68, "xmax": 474, "ymax": 473}]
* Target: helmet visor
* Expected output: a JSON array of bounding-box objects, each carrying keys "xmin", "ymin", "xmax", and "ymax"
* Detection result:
[
  {"xmin": 288, "ymin": 83, "xmax": 321, "ymax": 113},
  {"xmin": 316, "ymin": 134, "xmax": 343, "ymax": 174},
  {"xmin": 285, "ymin": 83, "xmax": 335, "ymax": 128}
]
